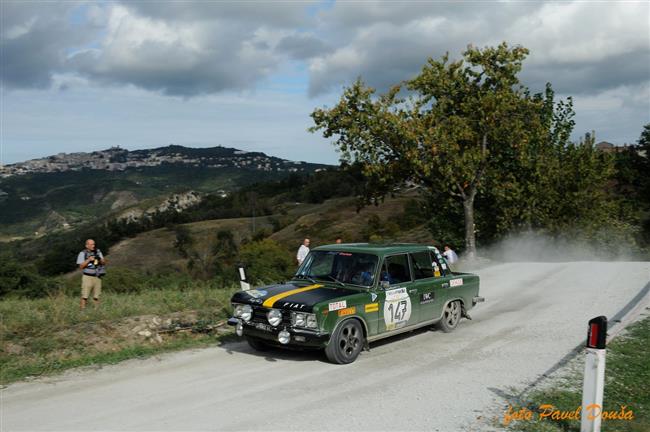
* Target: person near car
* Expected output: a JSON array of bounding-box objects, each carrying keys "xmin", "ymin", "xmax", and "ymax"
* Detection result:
[
  {"xmin": 296, "ymin": 238, "xmax": 310, "ymax": 265},
  {"xmin": 443, "ymin": 245, "xmax": 459, "ymax": 264},
  {"xmin": 76, "ymin": 239, "xmax": 106, "ymax": 309}
]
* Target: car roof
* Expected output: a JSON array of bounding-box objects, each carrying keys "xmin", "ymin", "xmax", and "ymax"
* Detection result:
[{"xmin": 312, "ymin": 243, "xmax": 437, "ymax": 256}]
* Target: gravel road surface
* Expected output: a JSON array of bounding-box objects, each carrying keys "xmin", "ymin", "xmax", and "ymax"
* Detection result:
[{"xmin": 2, "ymin": 262, "xmax": 649, "ymax": 431}]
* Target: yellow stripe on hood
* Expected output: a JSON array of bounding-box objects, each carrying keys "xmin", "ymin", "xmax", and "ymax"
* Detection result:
[{"xmin": 262, "ymin": 284, "xmax": 323, "ymax": 308}]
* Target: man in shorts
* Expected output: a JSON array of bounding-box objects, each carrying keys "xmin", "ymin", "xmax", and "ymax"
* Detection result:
[{"xmin": 77, "ymin": 239, "xmax": 106, "ymax": 309}]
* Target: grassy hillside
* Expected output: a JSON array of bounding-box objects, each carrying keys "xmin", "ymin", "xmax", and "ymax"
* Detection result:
[
  {"xmin": 103, "ymin": 192, "xmax": 433, "ymax": 273},
  {"xmin": 107, "ymin": 216, "xmax": 275, "ymax": 271},
  {"xmin": 0, "ymin": 164, "xmax": 324, "ymax": 238},
  {"xmin": 269, "ymin": 194, "xmax": 433, "ymax": 247}
]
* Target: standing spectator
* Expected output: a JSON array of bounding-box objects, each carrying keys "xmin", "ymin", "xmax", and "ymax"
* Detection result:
[
  {"xmin": 443, "ymin": 245, "xmax": 459, "ymax": 264},
  {"xmin": 76, "ymin": 239, "xmax": 106, "ymax": 309},
  {"xmin": 296, "ymin": 238, "xmax": 311, "ymax": 266},
  {"xmin": 335, "ymin": 238, "xmax": 342, "ymax": 244}
]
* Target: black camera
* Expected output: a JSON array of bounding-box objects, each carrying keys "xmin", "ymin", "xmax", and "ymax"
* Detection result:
[{"xmin": 89, "ymin": 250, "xmax": 101, "ymax": 265}]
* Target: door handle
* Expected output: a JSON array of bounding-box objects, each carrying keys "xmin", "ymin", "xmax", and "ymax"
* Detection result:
[
  {"xmin": 408, "ymin": 289, "xmax": 417, "ymax": 294},
  {"xmin": 442, "ymin": 283, "xmax": 449, "ymax": 289}
]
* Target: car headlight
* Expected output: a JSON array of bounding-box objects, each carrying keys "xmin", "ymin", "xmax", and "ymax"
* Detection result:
[
  {"xmin": 267, "ymin": 309, "xmax": 282, "ymax": 327},
  {"xmin": 233, "ymin": 304, "xmax": 252, "ymax": 322},
  {"xmin": 306, "ymin": 314, "xmax": 317, "ymax": 329},
  {"xmin": 293, "ymin": 313, "xmax": 306, "ymax": 327},
  {"xmin": 291, "ymin": 312, "xmax": 318, "ymax": 329}
]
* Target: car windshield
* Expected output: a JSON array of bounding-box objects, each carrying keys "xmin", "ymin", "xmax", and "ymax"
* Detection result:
[{"xmin": 296, "ymin": 251, "xmax": 378, "ymax": 287}]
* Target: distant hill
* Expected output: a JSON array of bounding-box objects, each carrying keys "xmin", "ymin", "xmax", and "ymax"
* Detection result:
[
  {"xmin": 0, "ymin": 144, "xmax": 324, "ymax": 177},
  {"xmin": 0, "ymin": 145, "xmax": 330, "ymax": 238}
]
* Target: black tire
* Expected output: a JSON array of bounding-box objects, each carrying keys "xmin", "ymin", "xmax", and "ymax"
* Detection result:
[
  {"xmin": 246, "ymin": 336, "xmax": 270, "ymax": 351},
  {"xmin": 325, "ymin": 319, "xmax": 364, "ymax": 364},
  {"xmin": 437, "ymin": 300, "xmax": 461, "ymax": 333}
]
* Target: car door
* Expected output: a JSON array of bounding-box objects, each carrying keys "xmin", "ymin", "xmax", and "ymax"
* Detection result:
[
  {"xmin": 409, "ymin": 250, "xmax": 448, "ymax": 322},
  {"xmin": 377, "ymin": 253, "xmax": 419, "ymax": 332}
]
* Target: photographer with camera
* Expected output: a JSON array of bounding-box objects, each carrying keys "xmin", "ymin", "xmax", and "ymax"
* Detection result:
[{"xmin": 76, "ymin": 239, "xmax": 107, "ymax": 309}]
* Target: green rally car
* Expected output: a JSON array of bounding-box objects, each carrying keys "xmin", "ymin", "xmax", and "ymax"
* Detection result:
[{"xmin": 227, "ymin": 243, "xmax": 483, "ymax": 364}]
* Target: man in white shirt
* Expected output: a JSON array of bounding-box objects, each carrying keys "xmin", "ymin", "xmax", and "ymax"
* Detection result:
[
  {"xmin": 443, "ymin": 245, "xmax": 459, "ymax": 264},
  {"xmin": 297, "ymin": 238, "xmax": 311, "ymax": 265}
]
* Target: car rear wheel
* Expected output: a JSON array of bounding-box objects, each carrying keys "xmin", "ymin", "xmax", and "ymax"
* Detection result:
[
  {"xmin": 246, "ymin": 336, "xmax": 270, "ymax": 351},
  {"xmin": 325, "ymin": 319, "xmax": 364, "ymax": 364},
  {"xmin": 437, "ymin": 300, "xmax": 461, "ymax": 333}
]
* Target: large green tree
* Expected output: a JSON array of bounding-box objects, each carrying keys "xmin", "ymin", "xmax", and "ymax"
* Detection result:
[{"xmin": 311, "ymin": 43, "xmax": 567, "ymax": 257}]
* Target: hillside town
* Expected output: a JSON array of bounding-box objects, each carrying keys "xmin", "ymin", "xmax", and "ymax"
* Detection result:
[{"xmin": 0, "ymin": 145, "xmax": 314, "ymax": 178}]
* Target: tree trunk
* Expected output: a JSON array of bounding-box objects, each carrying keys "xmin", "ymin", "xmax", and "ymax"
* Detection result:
[{"xmin": 463, "ymin": 194, "xmax": 477, "ymax": 259}]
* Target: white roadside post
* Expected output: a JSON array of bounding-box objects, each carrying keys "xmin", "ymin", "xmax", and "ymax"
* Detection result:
[
  {"xmin": 237, "ymin": 264, "xmax": 251, "ymax": 291},
  {"xmin": 580, "ymin": 315, "xmax": 607, "ymax": 432}
]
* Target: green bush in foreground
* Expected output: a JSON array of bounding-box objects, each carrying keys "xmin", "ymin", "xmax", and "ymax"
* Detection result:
[{"xmin": 0, "ymin": 253, "xmax": 56, "ymax": 299}]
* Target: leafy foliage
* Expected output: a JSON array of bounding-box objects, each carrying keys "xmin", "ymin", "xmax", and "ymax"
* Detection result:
[
  {"xmin": 238, "ymin": 239, "xmax": 295, "ymax": 284},
  {"xmin": 0, "ymin": 253, "xmax": 55, "ymax": 299},
  {"xmin": 311, "ymin": 43, "xmax": 563, "ymax": 256},
  {"xmin": 311, "ymin": 43, "xmax": 624, "ymax": 254}
]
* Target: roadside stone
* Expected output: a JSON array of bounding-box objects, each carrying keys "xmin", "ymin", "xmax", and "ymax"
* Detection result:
[
  {"xmin": 137, "ymin": 330, "xmax": 152, "ymax": 338},
  {"xmin": 152, "ymin": 317, "xmax": 161, "ymax": 326},
  {"xmin": 153, "ymin": 334, "xmax": 163, "ymax": 344},
  {"xmin": 132, "ymin": 325, "xmax": 146, "ymax": 334}
]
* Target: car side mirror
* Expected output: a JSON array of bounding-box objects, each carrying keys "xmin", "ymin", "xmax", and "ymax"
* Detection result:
[{"xmin": 380, "ymin": 280, "xmax": 390, "ymax": 290}]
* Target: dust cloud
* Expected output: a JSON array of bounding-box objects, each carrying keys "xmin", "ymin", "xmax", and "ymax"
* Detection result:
[{"xmin": 471, "ymin": 231, "xmax": 640, "ymax": 263}]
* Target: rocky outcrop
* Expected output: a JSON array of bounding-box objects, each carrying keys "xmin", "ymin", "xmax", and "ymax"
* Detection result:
[
  {"xmin": 148, "ymin": 191, "xmax": 201, "ymax": 214},
  {"xmin": 117, "ymin": 191, "xmax": 202, "ymax": 223},
  {"xmin": 106, "ymin": 191, "xmax": 139, "ymax": 210},
  {"xmin": 37, "ymin": 210, "xmax": 70, "ymax": 234}
]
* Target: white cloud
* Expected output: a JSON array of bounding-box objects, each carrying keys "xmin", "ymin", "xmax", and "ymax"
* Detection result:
[
  {"xmin": 307, "ymin": 1, "xmax": 649, "ymax": 95},
  {"xmin": 1, "ymin": 0, "xmax": 648, "ymax": 161}
]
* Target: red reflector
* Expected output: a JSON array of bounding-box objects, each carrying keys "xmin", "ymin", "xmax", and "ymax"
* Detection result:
[{"xmin": 589, "ymin": 323, "xmax": 599, "ymax": 347}]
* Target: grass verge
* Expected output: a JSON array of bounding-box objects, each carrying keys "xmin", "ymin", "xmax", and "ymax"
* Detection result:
[
  {"xmin": 0, "ymin": 283, "xmax": 237, "ymax": 385},
  {"xmin": 503, "ymin": 314, "xmax": 650, "ymax": 432}
]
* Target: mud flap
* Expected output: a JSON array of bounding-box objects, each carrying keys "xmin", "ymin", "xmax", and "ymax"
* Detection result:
[{"xmin": 461, "ymin": 304, "xmax": 472, "ymax": 320}]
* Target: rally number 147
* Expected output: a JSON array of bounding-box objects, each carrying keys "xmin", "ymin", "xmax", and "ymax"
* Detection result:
[{"xmin": 387, "ymin": 300, "xmax": 408, "ymax": 322}]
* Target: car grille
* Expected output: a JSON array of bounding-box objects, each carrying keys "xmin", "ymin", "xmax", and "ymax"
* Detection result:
[{"xmin": 251, "ymin": 306, "xmax": 292, "ymax": 326}]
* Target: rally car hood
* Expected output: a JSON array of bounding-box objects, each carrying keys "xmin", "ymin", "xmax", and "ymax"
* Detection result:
[{"xmin": 230, "ymin": 281, "xmax": 359, "ymax": 312}]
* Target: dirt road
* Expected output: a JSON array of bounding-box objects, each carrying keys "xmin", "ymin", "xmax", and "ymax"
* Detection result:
[{"xmin": 2, "ymin": 262, "xmax": 649, "ymax": 431}]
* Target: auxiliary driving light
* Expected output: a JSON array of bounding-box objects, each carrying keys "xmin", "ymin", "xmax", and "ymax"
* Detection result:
[
  {"xmin": 233, "ymin": 304, "xmax": 253, "ymax": 322},
  {"xmin": 278, "ymin": 330, "xmax": 290, "ymax": 345},
  {"xmin": 236, "ymin": 321, "xmax": 243, "ymax": 337},
  {"xmin": 267, "ymin": 309, "xmax": 283, "ymax": 327}
]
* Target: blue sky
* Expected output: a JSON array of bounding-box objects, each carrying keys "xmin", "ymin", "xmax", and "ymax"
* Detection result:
[{"xmin": 1, "ymin": 1, "xmax": 649, "ymax": 165}]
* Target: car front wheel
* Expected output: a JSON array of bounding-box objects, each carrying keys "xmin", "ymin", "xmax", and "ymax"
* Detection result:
[
  {"xmin": 325, "ymin": 319, "xmax": 364, "ymax": 364},
  {"xmin": 437, "ymin": 300, "xmax": 461, "ymax": 333}
]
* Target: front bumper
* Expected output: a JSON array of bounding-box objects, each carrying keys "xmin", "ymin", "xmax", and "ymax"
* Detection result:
[{"xmin": 227, "ymin": 317, "xmax": 330, "ymax": 348}]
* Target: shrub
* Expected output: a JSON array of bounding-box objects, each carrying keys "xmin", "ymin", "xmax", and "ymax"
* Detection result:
[
  {"xmin": 0, "ymin": 253, "xmax": 57, "ymax": 299},
  {"xmin": 239, "ymin": 239, "xmax": 294, "ymax": 284}
]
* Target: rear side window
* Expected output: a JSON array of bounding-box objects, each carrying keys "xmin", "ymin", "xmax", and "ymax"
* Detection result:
[
  {"xmin": 411, "ymin": 251, "xmax": 446, "ymax": 279},
  {"xmin": 410, "ymin": 251, "xmax": 435, "ymax": 280}
]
